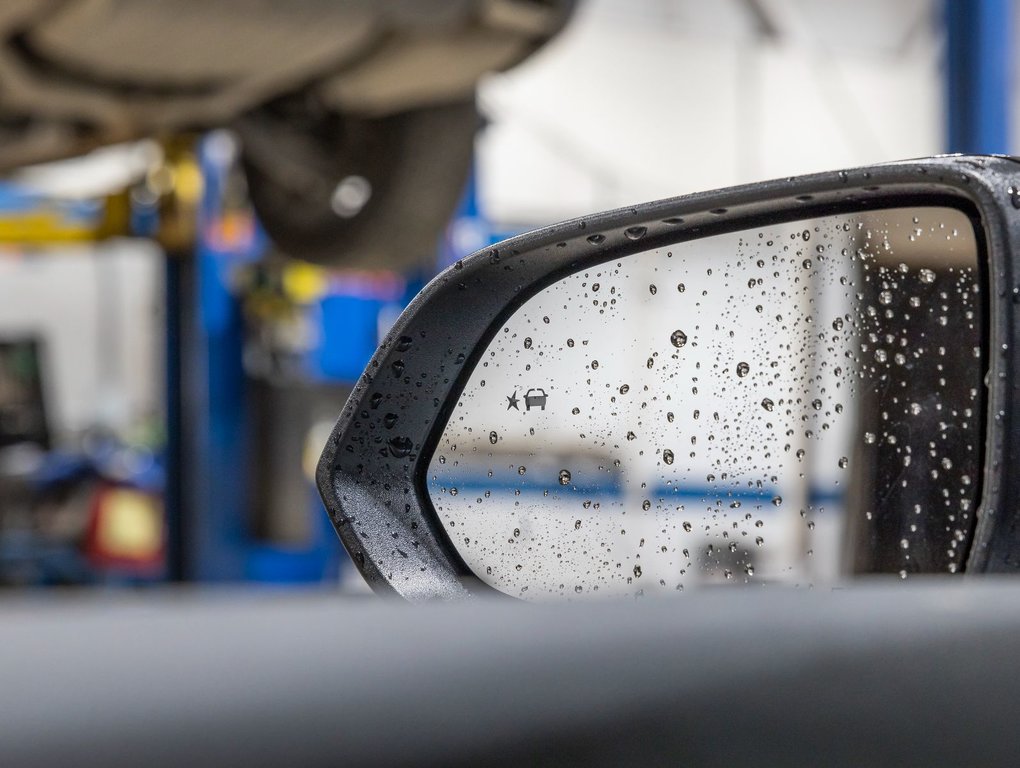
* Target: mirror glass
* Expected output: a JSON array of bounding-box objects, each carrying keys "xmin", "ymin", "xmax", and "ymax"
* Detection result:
[{"xmin": 428, "ymin": 207, "xmax": 983, "ymax": 599}]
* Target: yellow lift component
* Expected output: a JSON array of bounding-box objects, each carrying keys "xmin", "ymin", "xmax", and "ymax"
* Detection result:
[{"xmin": 0, "ymin": 137, "xmax": 201, "ymax": 247}]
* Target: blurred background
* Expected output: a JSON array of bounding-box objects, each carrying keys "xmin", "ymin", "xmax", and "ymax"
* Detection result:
[{"xmin": 0, "ymin": 0, "xmax": 1007, "ymax": 590}]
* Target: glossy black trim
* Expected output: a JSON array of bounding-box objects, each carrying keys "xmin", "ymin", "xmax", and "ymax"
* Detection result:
[{"xmin": 317, "ymin": 155, "xmax": 1020, "ymax": 600}]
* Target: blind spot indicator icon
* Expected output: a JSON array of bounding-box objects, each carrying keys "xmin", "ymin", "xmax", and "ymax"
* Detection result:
[{"xmin": 524, "ymin": 388, "xmax": 548, "ymax": 411}]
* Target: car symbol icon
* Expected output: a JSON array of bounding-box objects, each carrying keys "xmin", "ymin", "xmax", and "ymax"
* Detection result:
[{"xmin": 524, "ymin": 388, "xmax": 548, "ymax": 411}]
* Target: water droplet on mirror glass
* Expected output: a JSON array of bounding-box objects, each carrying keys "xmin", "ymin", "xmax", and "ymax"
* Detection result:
[
  {"xmin": 558, "ymin": 469, "xmax": 571, "ymax": 485},
  {"xmin": 670, "ymin": 330, "xmax": 688, "ymax": 348},
  {"xmin": 736, "ymin": 362, "xmax": 750, "ymax": 377}
]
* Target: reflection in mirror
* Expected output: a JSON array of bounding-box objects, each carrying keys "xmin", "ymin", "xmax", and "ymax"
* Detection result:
[{"xmin": 429, "ymin": 207, "xmax": 983, "ymax": 599}]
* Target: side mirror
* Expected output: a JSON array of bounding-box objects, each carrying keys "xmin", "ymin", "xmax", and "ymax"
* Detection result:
[{"xmin": 317, "ymin": 156, "xmax": 1020, "ymax": 601}]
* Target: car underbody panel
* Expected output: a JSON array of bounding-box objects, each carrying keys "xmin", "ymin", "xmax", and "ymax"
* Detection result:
[{"xmin": 0, "ymin": 0, "xmax": 573, "ymax": 170}]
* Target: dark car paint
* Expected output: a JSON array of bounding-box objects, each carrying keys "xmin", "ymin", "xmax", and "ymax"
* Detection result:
[{"xmin": 4, "ymin": 582, "xmax": 1020, "ymax": 767}]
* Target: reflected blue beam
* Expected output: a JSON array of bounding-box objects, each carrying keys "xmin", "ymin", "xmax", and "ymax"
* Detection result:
[{"xmin": 430, "ymin": 476, "xmax": 623, "ymax": 498}]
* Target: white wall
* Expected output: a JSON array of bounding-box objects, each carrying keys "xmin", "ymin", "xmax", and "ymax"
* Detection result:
[
  {"xmin": 478, "ymin": 0, "xmax": 942, "ymax": 226},
  {"xmin": 0, "ymin": 239, "xmax": 163, "ymax": 439}
]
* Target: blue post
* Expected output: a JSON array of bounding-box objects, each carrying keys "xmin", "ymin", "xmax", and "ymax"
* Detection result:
[
  {"xmin": 182, "ymin": 135, "xmax": 259, "ymax": 581},
  {"xmin": 945, "ymin": 0, "xmax": 1012, "ymax": 154}
]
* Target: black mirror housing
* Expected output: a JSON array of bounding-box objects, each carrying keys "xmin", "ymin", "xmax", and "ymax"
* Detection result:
[{"xmin": 316, "ymin": 155, "xmax": 1020, "ymax": 600}]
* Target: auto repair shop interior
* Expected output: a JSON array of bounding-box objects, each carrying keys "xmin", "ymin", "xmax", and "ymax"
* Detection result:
[{"xmin": 0, "ymin": 2, "xmax": 1018, "ymax": 764}]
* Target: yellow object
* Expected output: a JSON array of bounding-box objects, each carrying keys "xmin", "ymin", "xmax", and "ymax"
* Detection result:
[
  {"xmin": 283, "ymin": 261, "xmax": 329, "ymax": 304},
  {"xmin": 95, "ymin": 488, "xmax": 163, "ymax": 561},
  {"xmin": 0, "ymin": 211, "xmax": 100, "ymax": 243},
  {"xmin": 153, "ymin": 139, "xmax": 203, "ymax": 251}
]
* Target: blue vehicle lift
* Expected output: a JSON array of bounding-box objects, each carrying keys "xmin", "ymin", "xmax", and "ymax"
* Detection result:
[
  {"xmin": 945, "ymin": 0, "xmax": 1012, "ymax": 153},
  {"xmin": 165, "ymin": 138, "xmax": 339, "ymax": 582},
  {"xmin": 167, "ymin": 138, "xmax": 450, "ymax": 582}
]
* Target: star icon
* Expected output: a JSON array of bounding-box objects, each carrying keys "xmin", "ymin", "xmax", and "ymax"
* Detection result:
[{"xmin": 506, "ymin": 391, "xmax": 520, "ymax": 410}]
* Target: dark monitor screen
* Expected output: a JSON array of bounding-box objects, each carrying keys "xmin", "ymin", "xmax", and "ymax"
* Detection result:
[{"xmin": 0, "ymin": 338, "xmax": 48, "ymax": 449}]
